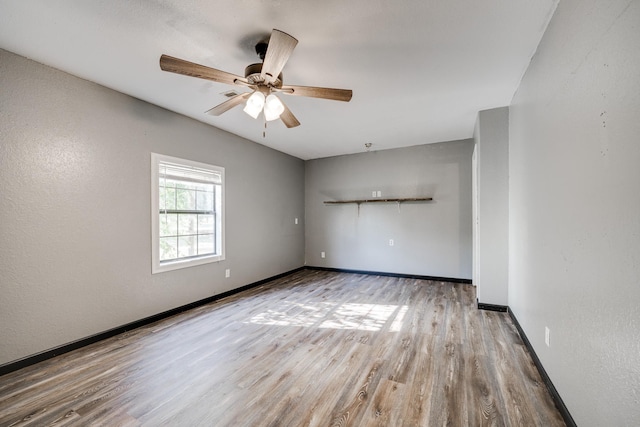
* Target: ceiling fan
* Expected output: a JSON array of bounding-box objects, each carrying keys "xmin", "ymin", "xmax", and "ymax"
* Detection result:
[{"xmin": 159, "ymin": 29, "xmax": 353, "ymax": 129}]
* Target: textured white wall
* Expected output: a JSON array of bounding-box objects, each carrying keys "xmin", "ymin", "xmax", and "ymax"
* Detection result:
[
  {"xmin": 474, "ymin": 107, "xmax": 509, "ymax": 306},
  {"xmin": 305, "ymin": 141, "xmax": 473, "ymax": 279},
  {"xmin": 509, "ymin": 1, "xmax": 640, "ymax": 425},
  {"xmin": 0, "ymin": 50, "xmax": 304, "ymax": 366}
]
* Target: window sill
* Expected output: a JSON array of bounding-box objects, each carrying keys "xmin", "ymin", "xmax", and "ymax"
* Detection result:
[{"xmin": 152, "ymin": 254, "xmax": 225, "ymax": 274}]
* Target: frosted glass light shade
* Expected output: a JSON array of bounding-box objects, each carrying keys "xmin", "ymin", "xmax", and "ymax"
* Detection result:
[
  {"xmin": 243, "ymin": 91, "xmax": 265, "ymax": 119},
  {"xmin": 263, "ymin": 94, "xmax": 285, "ymax": 121}
]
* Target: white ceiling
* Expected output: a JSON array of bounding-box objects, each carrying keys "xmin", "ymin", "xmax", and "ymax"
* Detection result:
[{"xmin": 0, "ymin": 0, "xmax": 557, "ymax": 160}]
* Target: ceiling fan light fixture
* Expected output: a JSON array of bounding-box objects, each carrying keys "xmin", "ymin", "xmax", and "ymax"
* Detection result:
[
  {"xmin": 243, "ymin": 91, "xmax": 265, "ymax": 119},
  {"xmin": 263, "ymin": 94, "xmax": 285, "ymax": 121},
  {"xmin": 160, "ymin": 29, "xmax": 351, "ymax": 130}
]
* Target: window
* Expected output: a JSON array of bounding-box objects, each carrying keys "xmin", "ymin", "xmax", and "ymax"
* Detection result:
[{"xmin": 151, "ymin": 153, "xmax": 224, "ymax": 273}]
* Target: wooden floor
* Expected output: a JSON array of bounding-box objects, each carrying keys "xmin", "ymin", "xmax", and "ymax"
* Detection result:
[{"xmin": 0, "ymin": 270, "xmax": 565, "ymax": 426}]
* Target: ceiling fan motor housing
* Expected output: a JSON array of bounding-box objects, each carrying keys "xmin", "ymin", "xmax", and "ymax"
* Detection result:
[{"xmin": 244, "ymin": 63, "xmax": 283, "ymax": 88}]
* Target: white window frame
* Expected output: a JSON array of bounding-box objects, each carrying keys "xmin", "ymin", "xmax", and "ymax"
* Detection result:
[{"xmin": 151, "ymin": 153, "xmax": 225, "ymax": 274}]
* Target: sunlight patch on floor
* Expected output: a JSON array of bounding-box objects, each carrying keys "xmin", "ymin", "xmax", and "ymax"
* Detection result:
[{"xmin": 244, "ymin": 301, "xmax": 408, "ymax": 331}]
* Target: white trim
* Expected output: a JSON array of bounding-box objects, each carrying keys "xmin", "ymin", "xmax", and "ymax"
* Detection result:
[{"xmin": 151, "ymin": 153, "xmax": 225, "ymax": 274}]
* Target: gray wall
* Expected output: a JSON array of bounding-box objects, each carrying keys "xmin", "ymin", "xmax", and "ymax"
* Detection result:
[
  {"xmin": 0, "ymin": 49, "xmax": 305, "ymax": 366},
  {"xmin": 305, "ymin": 141, "xmax": 473, "ymax": 279},
  {"xmin": 508, "ymin": 1, "xmax": 640, "ymax": 425},
  {"xmin": 473, "ymin": 107, "xmax": 509, "ymax": 305}
]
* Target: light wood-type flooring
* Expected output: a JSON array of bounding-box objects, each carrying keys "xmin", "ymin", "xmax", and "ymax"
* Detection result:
[{"xmin": 0, "ymin": 270, "xmax": 565, "ymax": 426}]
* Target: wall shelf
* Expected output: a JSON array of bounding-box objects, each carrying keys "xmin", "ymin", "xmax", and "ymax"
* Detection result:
[{"xmin": 324, "ymin": 197, "xmax": 433, "ymax": 205}]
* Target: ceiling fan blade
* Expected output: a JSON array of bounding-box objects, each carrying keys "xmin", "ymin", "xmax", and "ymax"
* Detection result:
[
  {"xmin": 160, "ymin": 54, "xmax": 248, "ymax": 86},
  {"xmin": 279, "ymin": 99, "xmax": 300, "ymax": 128},
  {"xmin": 205, "ymin": 92, "xmax": 251, "ymax": 116},
  {"xmin": 261, "ymin": 29, "xmax": 298, "ymax": 85},
  {"xmin": 280, "ymin": 84, "xmax": 352, "ymax": 102}
]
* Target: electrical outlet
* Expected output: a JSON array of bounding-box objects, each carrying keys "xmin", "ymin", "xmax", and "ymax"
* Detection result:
[
  {"xmin": 545, "ymin": 327, "xmax": 550, "ymax": 347},
  {"xmin": 295, "ymin": 217, "xmax": 298, "ymax": 225},
  {"xmin": 377, "ymin": 190, "xmax": 382, "ymax": 197},
  {"xmin": 372, "ymin": 191, "xmax": 377, "ymax": 198},
  {"xmin": 321, "ymin": 251, "xmax": 326, "ymax": 258},
  {"xmin": 389, "ymin": 239, "xmax": 394, "ymax": 246},
  {"xmin": 225, "ymin": 269, "xmax": 231, "ymax": 278}
]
